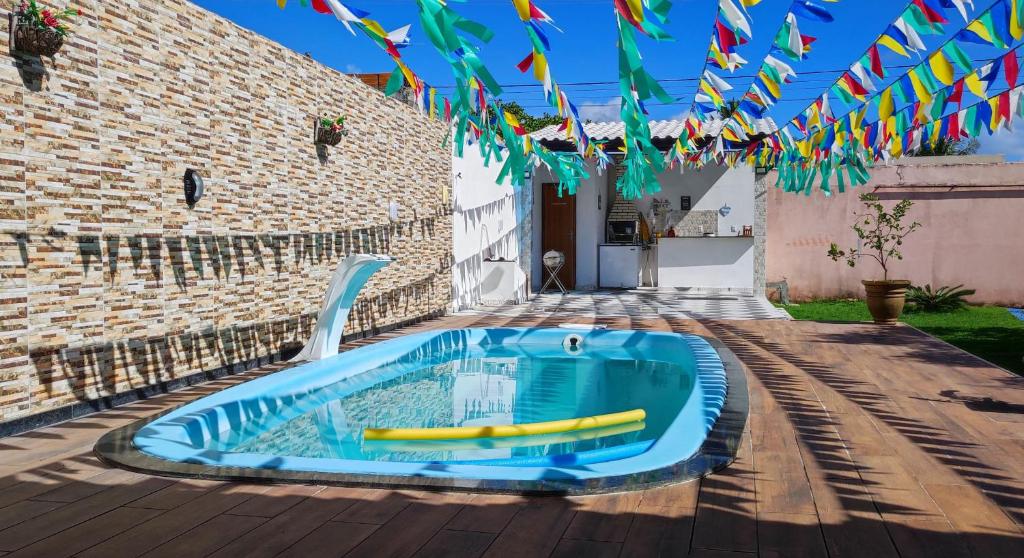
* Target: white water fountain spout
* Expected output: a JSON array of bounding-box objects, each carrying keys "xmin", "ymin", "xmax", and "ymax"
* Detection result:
[{"xmin": 292, "ymin": 254, "xmax": 393, "ymax": 362}]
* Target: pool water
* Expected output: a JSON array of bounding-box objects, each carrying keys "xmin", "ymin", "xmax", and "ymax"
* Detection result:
[{"xmin": 217, "ymin": 347, "xmax": 694, "ymax": 463}]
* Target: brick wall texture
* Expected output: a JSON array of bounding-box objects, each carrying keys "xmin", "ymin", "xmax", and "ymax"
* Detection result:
[{"xmin": 0, "ymin": 1, "xmax": 453, "ymax": 422}]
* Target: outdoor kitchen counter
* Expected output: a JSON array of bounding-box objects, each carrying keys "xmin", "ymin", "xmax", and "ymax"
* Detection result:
[{"xmin": 652, "ymin": 236, "xmax": 755, "ymax": 290}]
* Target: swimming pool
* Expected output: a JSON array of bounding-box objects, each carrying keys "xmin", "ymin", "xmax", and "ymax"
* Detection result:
[{"xmin": 97, "ymin": 327, "xmax": 747, "ymax": 493}]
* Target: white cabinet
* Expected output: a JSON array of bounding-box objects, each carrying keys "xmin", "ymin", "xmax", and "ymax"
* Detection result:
[
  {"xmin": 599, "ymin": 245, "xmax": 641, "ymax": 288},
  {"xmin": 479, "ymin": 260, "xmax": 526, "ymax": 305}
]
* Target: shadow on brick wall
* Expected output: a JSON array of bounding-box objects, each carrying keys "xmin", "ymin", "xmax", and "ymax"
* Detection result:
[
  {"xmin": 1, "ymin": 205, "xmax": 454, "ymax": 420},
  {"xmin": 5, "ymin": 216, "xmax": 445, "ymax": 292},
  {"xmin": 23, "ymin": 268, "xmax": 448, "ymax": 415}
]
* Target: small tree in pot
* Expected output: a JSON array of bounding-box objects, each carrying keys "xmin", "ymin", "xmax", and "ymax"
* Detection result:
[{"xmin": 828, "ymin": 193, "xmax": 921, "ymax": 324}]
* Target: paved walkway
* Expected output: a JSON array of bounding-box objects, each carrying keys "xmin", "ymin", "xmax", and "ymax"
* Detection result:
[
  {"xmin": 1, "ymin": 311, "xmax": 1023, "ymax": 557},
  {"xmin": 457, "ymin": 290, "xmax": 791, "ymax": 321}
]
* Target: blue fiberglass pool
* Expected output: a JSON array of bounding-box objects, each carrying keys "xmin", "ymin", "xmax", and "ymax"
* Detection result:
[{"xmin": 126, "ymin": 328, "xmax": 732, "ymax": 492}]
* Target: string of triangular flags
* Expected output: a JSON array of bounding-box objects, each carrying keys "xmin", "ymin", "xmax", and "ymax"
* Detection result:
[
  {"xmin": 774, "ymin": 75, "xmax": 1024, "ymax": 195},
  {"xmin": 412, "ymin": 0, "xmax": 593, "ymax": 193},
  {"xmin": 278, "ymin": 0, "xmax": 1024, "ymax": 199},
  {"xmin": 510, "ymin": 0, "xmax": 611, "ymax": 170},
  {"xmin": 614, "ymin": 0, "xmax": 676, "ymax": 199},
  {"xmin": 678, "ymin": 0, "xmax": 842, "ymax": 168},
  {"xmin": 753, "ymin": 0, "xmax": 1022, "ymax": 182},
  {"xmin": 675, "ymin": 0, "xmax": 762, "ymax": 159},
  {"xmin": 783, "ymin": 0, "xmax": 968, "ymax": 141},
  {"xmin": 275, "ymin": 0, "xmax": 593, "ymax": 194}
]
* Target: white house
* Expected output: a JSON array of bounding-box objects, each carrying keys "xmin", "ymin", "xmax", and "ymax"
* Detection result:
[{"xmin": 452, "ymin": 119, "xmax": 771, "ymax": 311}]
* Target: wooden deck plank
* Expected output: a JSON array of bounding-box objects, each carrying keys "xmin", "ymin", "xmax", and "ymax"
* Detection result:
[
  {"xmin": 752, "ymin": 451, "xmax": 816, "ymax": 515},
  {"xmin": 0, "ymin": 474, "xmax": 171, "ymax": 552},
  {"xmin": 0, "ymin": 500, "xmax": 65, "ymax": 532},
  {"xmin": 445, "ymin": 494, "xmax": 525, "ymax": 534},
  {"xmin": 224, "ymin": 483, "xmax": 324, "ymax": 518},
  {"xmin": 412, "ymin": 529, "xmax": 495, "ymax": 558},
  {"xmin": 74, "ymin": 484, "xmax": 271, "ymax": 558},
  {"xmin": 691, "ymin": 437, "xmax": 758, "ymax": 553},
  {"xmin": 816, "ymin": 512, "xmax": 900, "ymax": 558},
  {"xmin": 276, "ymin": 521, "xmax": 378, "ymax": 558},
  {"xmin": 620, "ymin": 505, "xmax": 695, "ymax": 558},
  {"xmin": 756, "ymin": 512, "xmax": 828, "ymax": 558},
  {"xmin": 140, "ymin": 514, "xmax": 269, "ymax": 558},
  {"xmin": 882, "ymin": 517, "xmax": 971, "ymax": 558},
  {"xmin": 206, "ymin": 487, "xmax": 374, "ymax": 558},
  {"xmin": 550, "ymin": 538, "xmax": 622, "ymax": 558},
  {"xmin": 345, "ymin": 495, "xmax": 473, "ymax": 558},
  {"xmin": 6, "ymin": 507, "xmax": 164, "ymax": 558},
  {"xmin": 563, "ymin": 491, "xmax": 643, "ymax": 543},
  {"xmin": 481, "ymin": 501, "xmax": 576, "ymax": 558},
  {"xmin": 0, "ymin": 458, "xmax": 111, "ymax": 509},
  {"xmin": 28, "ymin": 467, "xmax": 143, "ymax": 503},
  {"xmin": 124, "ymin": 478, "xmax": 224, "ymax": 510},
  {"xmin": 331, "ymin": 489, "xmax": 414, "ymax": 525},
  {"xmin": 922, "ymin": 483, "xmax": 1024, "ymax": 557},
  {"xmin": 638, "ymin": 478, "xmax": 700, "ymax": 510}
]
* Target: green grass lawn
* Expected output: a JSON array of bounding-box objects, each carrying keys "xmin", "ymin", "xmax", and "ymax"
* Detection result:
[{"xmin": 779, "ymin": 300, "xmax": 1024, "ymax": 375}]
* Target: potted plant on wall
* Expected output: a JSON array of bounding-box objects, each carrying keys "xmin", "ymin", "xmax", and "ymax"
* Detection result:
[
  {"xmin": 828, "ymin": 193, "xmax": 921, "ymax": 325},
  {"xmin": 11, "ymin": 1, "xmax": 81, "ymax": 57},
  {"xmin": 315, "ymin": 115, "xmax": 347, "ymax": 147}
]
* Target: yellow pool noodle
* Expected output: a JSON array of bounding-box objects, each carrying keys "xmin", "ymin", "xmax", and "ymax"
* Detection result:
[
  {"xmin": 362, "ymin": 408, "xmax": 647, "ymax": 441},
  {"xmin": 363, "ymin": 421, "xmax": 646, "ymax": 452}
]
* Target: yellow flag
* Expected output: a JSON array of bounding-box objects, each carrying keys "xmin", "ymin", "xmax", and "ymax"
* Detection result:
[
  {"xmin": 1013, "ymin": 0, "xmax": 1024, "ymax": 40},
  {"xmin": 915, "ymin": 100, "xmax": 930, "ymax": 123},
  {"xmin": 277, "ymin": 0, "xmax": 286, "ymax": 7},
  {"xmin": 929, "ymin": 51, "xmax": 954, "ymax": 86},
  {"xmin": 626, "ymin": 0, "xmax": 645, "ymax": 22},
  {"xmin": 907, "ymin": 71, "xmax": 932, "ymax": 105},
  {"xmin": 964, "ymin": 72, "xmax": 988, "ymax": 98},
  {"xmin": 798, "ymin": 139, "xmax": 812, "ymax": 159},
  {"xmin": 930, "ymin": 121, "xmax": 942, "ymax": 148},
  {"xmin": 759, "ymin": 71, "xmax": 781, "ymax": 99},
  {"xmin": 533, "ymin": 52, "xmax": 548, "ymax": 83},
  {"xmin": 877, "ymin": 36, "xmax": 909, "ymax": 57},
  {"xmin": 879, "ymin": 88, "xmax": 894, "ymax": 121},
  {"xmin": 512, "ymin": 0, "xmax": 531, "ymax": 21},
  {"xmin": 990, "ymin": 97, "xmax": 1002, "ymax": 129},
  {"xmin": 966, "ymin": 21, "xmax": 994, "ymax": 44}
]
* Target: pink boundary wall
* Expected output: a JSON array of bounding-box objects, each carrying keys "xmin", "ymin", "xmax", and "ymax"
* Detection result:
[{"xmin": 767, "ymin": 157, "xmax": 1024, "ymax": 306}]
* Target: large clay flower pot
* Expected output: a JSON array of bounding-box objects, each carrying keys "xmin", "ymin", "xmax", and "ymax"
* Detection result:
[{"xmin": 862, "ymin": 280, "xmax": 911, "ymax": 325}]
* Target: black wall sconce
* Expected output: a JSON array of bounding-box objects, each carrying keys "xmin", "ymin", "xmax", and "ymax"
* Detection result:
[{"xmin": 184, "ymin": 169, "xmax": 205, "ymax": 208}]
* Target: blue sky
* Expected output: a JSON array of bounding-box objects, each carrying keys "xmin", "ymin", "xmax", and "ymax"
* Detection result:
[{"xmin": 193, "ymin": 0, "xmax": 1024, "ymax": 159}]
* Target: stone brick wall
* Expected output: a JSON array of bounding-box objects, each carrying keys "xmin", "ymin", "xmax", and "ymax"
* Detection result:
[
  {"xmin": 0, "ymin": 1, "xmax": 453, "ymax": 424},
  {"xmin": 666, "ymin": 210, "xmax": 718, "ymax": 237}
]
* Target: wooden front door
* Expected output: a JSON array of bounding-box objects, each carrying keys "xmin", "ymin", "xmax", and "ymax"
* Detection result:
[{"xmin": 541, "ymin": 183, "xmax": 576, "ymax": 290}]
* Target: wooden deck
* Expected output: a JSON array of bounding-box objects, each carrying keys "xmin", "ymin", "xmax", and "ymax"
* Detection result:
[{"xmin": 1, "ymin": 312, "xmax": 1023, "ymax": 557}]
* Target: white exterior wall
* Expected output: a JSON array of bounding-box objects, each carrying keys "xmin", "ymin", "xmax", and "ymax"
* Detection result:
[
  {"xmin": 633, "ymin": 165, "xmax": 756, "ymax": 236},
  {"xmin": 655, "ymin": 238, "xmax": 755, "ymax": 290},
  {"xmin": 451, "ymin": 147, "xmax": 527, "ymax": 311},
  {"xmin": 530, "ymin": 163, "xmax": 757, "ymax": 292}
]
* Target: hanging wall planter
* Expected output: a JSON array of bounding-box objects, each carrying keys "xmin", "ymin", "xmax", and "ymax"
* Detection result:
[
  {"xmin": 314, "ymin": 115, "xmax": 347, "ymax": 147},
  {"xmin": 9, "ymin": 3, "xmax": 81, "ymax": 58}
]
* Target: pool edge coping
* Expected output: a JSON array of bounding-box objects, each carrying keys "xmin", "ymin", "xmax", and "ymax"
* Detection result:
[{"xmin": 93, "ymin": 335, "xmax": 749, "ymax": 496}]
